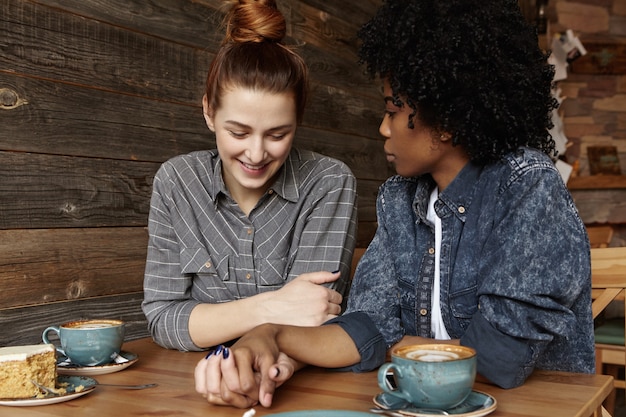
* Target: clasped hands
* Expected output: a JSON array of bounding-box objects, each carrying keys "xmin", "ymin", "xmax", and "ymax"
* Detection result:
[{"xmin": 194, "ymin": 335, "xmax": 297, "ymax": 409}]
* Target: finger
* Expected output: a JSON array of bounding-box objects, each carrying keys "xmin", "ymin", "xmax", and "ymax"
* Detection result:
[
  {"xmin": 295, "ymin": 270, "xmax": 341, "ymax": 285},
  {"xmin": 217, "ymin": 347, "xmax": 261, "ymax": 408},
  {"xmin": 327, "ymin": 289, "xmax": 343, "ymax": 307},
  {"xmin": 194, "ymin": 354, "xmax": 210, "ymax": 395},
  {"xmin": 256, "ymin": 357, "xmax": 281, "ymax": 407},
  {"xmin": 204, "ymin": 347, "xmax": 226, "ymax": 394}
]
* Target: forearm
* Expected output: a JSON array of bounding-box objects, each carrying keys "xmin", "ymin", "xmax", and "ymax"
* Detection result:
[
  {"xmin": 189, "ymin": 292, "xmax": 280, "ymax": 348},
  {"xmin": 272, "ymin": 323, "xmax": 361, "ymax": 368}
]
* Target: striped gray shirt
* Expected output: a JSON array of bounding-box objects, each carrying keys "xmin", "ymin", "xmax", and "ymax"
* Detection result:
[{"xmin": 142, "ymin": 148, "xmax": 358, "ymax": 351}]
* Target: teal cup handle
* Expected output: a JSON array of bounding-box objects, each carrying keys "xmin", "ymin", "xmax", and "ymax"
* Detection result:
[
  {"xmin": 42, "ymin": 325, "xmax": 67, "ymax": 357},
  {"xmin": 377, "ymin": 363, "xmax": 411, "ymax": 402}
]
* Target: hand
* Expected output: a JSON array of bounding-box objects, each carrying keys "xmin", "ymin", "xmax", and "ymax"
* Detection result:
[
  {"xmin": 259, "ymin": 271, "xmax": 343, "ymax": 326},
  {"xmin": 194, "ymin": 325, "xmax": 297, "ymax": 408}
]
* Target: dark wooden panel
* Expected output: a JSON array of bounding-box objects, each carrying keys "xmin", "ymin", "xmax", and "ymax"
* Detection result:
[
  {"xmin": 295, "ymin": 126, "xmax": 392, "ymax": 181},
  {"xmin": 296, "ymin": 0, "xmax": 381, "ymax": 29},
  {"xmin": 28, "ymin": 0, "xmax": 226, "ymax": 50},
  {"xmin": 0, "ymin": 151, "xmax": 156, "ymax": 229},
  {"xmin": 1, "ymin": 0, "xmax": 211, "ymax": 102},
  {"xmin": 304, "ymin": 82, "xmax": 382, "ymax": 142},
  {"xmin": 0, "ymin": 74, "xmax": 212, "ymax": 161},
  {"xmin": 0, "ymin": 228, "xmax": 147, "ymax": 308},
  {"xmin": 0, "ymin": 293, "xmax": 148, "ymax": 346}
]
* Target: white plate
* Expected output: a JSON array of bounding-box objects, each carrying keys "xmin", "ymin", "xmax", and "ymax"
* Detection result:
[
  {"xmin": 57, "ymin": 351, "xmax": 138, "ymax": 376},
  {"xmin": 0, "ymin": 375, "xmax": 96, "ymax": 407},
  {"xmin": 373, "ymin": 390, "xmax": 497, "ymax": 417}
]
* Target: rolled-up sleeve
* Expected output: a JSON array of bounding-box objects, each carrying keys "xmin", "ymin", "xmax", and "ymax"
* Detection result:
[{"xmin": 325, "ymin": 312, "xmax": 387, "ymax": 372}]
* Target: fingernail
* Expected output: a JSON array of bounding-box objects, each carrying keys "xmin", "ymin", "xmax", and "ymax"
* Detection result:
[
  {"xmin": 331, "ymin": 270, "xmax": 340, "ymax": 274},
  {"xmin": 205, "ymin": 351, "xmax": 214, "ymax": 360},
  {"xmin": 222, "ymin": 347, "xmax": 229, "ymax": 359},
  {"xmin": 215, "ymin": 345, "xmax": 224, "ymax": 355}
]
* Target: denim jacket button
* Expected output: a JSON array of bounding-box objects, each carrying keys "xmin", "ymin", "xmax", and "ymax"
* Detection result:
[
  {"xmin": 428, "ymin": 247, "xmax": 435, "ymax": 254},
  {"xmin": 420, "ymin": 308, "xmax": 428, "ymax": 316},
  {"xmin": 458, "ymin": 206, "xmax": 466, "ymax": 214}
]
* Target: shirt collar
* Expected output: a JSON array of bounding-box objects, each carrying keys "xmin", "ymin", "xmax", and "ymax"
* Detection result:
[
  {"xmin": 210, "ymin": 149, "xmax": 301, "ymax": 208},
  {"xmin": 438, "ymin": 161, "xmax": 482, "ymax": 221}
]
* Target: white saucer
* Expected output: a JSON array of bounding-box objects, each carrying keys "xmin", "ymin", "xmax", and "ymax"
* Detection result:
[
  {"xmin": 0, "ymin": 375, "xmax": 97, "ymax": 407},
  {"xmin": 373, "ymin": 390, "xmax": 497, "ymax": 417},
  {"xmin": 57, "ymin": 351, "xmax": 138, "ymax": 376}
]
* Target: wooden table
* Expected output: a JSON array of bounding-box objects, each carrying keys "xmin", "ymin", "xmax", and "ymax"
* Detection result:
[{"xmin": 0, "ymin": 338, "xmax": 612, "ymax": 417}]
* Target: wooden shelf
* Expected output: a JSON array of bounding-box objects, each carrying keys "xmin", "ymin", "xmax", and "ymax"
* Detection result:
[{"xmin": 567, "ymin": 175, "xmax": 626, "ymax": 190}]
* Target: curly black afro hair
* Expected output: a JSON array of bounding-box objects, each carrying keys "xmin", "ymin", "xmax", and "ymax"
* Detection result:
[{"xmin": 358, "ymin": 0, "xmax": 558, "ymax": 164}]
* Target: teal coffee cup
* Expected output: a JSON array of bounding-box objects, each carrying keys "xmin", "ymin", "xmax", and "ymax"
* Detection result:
[
  {"xmin": 42, "ymin": 319, "xmax": 125, "ymax": 366},
  {"xmin": 377, "ymin": 344, "xmax": 477, "ymax": 410}
]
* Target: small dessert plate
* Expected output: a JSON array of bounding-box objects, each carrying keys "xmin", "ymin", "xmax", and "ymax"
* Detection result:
[
  {"xmin": 373, "ymin": 390, "xmax": 497, "ymax": 417},
  {"xmin": 57, "ymin": 351, "xmax": 138, "ymax": 376},
  {"xmin": 0, "ymin": 375, "xmax": 97, "ymax": 407}
]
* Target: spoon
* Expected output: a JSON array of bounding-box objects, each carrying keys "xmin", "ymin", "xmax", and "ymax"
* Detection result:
[
  {"xmin": 369, "ymin": 406, "xmax": 449, "ymax": 416},
  {"xmin": 32, "ymin": 380, "xmax": 157, "ymax": 396}
]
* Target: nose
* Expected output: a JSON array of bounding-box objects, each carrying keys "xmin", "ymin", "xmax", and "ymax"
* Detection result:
[
  {"xmin": 245, "ymin": 136, "xmax": 267, "ymax": 163},
  {"xmin": 378, "ymin": 114, "xmax": 391, "ymax": 140}
]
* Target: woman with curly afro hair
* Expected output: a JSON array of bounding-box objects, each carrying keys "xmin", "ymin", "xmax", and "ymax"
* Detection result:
[{"xmin": 195, "ymin": 0, "xmax": 594, "ymax": 408}]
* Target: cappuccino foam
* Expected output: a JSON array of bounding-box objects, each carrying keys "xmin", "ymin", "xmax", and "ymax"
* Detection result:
[{"xmin": 406, "ymin": 349, "xmax": 461, "ymax": 362}]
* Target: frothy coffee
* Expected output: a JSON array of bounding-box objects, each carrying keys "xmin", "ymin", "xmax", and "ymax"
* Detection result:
[
  {"xmin": 406, "ymin": 349, "xmax": 461, "ymax": 362},
  {"xmin": 64, "ymin": 319, "xmax": 123, "ymax": 330},
  {"xmin": 72, "ymin": 323, "xmax": 115, "ymax": 329},
  {"xmin": 394, "ymin": 344, "xmax": 475, "ymax": 362}
]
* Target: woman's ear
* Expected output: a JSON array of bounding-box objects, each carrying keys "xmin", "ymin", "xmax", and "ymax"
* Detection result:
[{"xmin": 202, "ymin": 94, "xmax": 215, "ymax": 132}]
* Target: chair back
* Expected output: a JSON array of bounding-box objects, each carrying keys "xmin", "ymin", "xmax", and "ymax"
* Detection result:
[{"xmin": 591, "ymin": 247, "xmax": 626, "ymax": 416}]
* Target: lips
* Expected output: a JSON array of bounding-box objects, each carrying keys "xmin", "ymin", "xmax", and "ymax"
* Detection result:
[{"xmin": 239, "ymin": 160, "xmax": 270, "ymax": 175}]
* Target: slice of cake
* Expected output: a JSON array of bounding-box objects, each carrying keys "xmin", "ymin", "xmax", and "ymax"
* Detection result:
[{"xmin": 0, "ymin": 344, "xmax": 57, "ymax": 399}]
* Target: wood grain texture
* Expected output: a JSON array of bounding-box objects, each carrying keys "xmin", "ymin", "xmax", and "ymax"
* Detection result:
[
  {"xmin": 0, "ymin": 228, "xmax": 147, "ymax": 308},
  {"xmin": 0, "ymin": 152, "xmax": 156, "ymax": 229},
  {"xmin": 0, "ymin": 294, "xmax": 148, "ymax": 346}
]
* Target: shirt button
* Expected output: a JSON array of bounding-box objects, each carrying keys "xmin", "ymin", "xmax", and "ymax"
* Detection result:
[
  {"xmin": 458, "ymin": 206, "xmax": 466, "ymax": 214},
  {"xmin": 420, "ymin": 309, "xmax": 428, "ymax": 316},
  {"xmin": 428, "ymin": 248, "xmax": 435, "ymax": 254},
  {"xmin": 247, "ymin": 228, "xmax": 253, "ymax": 235},
  {"xmin": 268, "ymin": 189, "xmax": 274, "ymax": 195},
  {"xmin": 246, "ymin": 273, "xmax": 251, "ymax": 280},
  {"xmin": 204, "ymin": 261, "xmax": 212, "ymax": 268}
]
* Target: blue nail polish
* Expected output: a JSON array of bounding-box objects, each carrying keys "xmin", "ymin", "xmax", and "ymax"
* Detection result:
[
  {"xmin": 205, "ymin": 351, "xmax": 214, "ymax": 360},
  {"xmin": 331, "ymin": 270, "xmax": 340, "ymax": 274},
  {"xmin": 215, "ymin": 345, "xmax": 224, "ymax": 355},
  {"xmin": 223, "ymin": 347, "xmax": 229, "ymax": 359}
]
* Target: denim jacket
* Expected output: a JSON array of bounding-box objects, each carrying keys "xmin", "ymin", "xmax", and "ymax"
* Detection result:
[{"xmin": 329, "ymin": 147, "xmax": 595, "ymax": 389}]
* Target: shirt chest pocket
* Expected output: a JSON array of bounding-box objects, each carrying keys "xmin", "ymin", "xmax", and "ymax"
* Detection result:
[
  {"xmin": 180, "ymin": 247, "xmax": 227, "ymax": 278},
  {"xmin": 180, "ymin": 247, "xmax": 234, "ymax": 301}
]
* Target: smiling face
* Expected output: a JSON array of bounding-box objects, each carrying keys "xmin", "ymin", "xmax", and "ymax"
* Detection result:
[
  {"xmin": 203, "ymin": 87, "xmax": 297, "ymax": 210},
  {"xmin": 379, "ymin": 80, "xmax": 469, "ymax": 190}
]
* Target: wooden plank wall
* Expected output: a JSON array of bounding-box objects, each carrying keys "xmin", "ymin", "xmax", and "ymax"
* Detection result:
[{"xmin": 0, "ymin": 0, "xmax": 390, "ymax": 346}]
